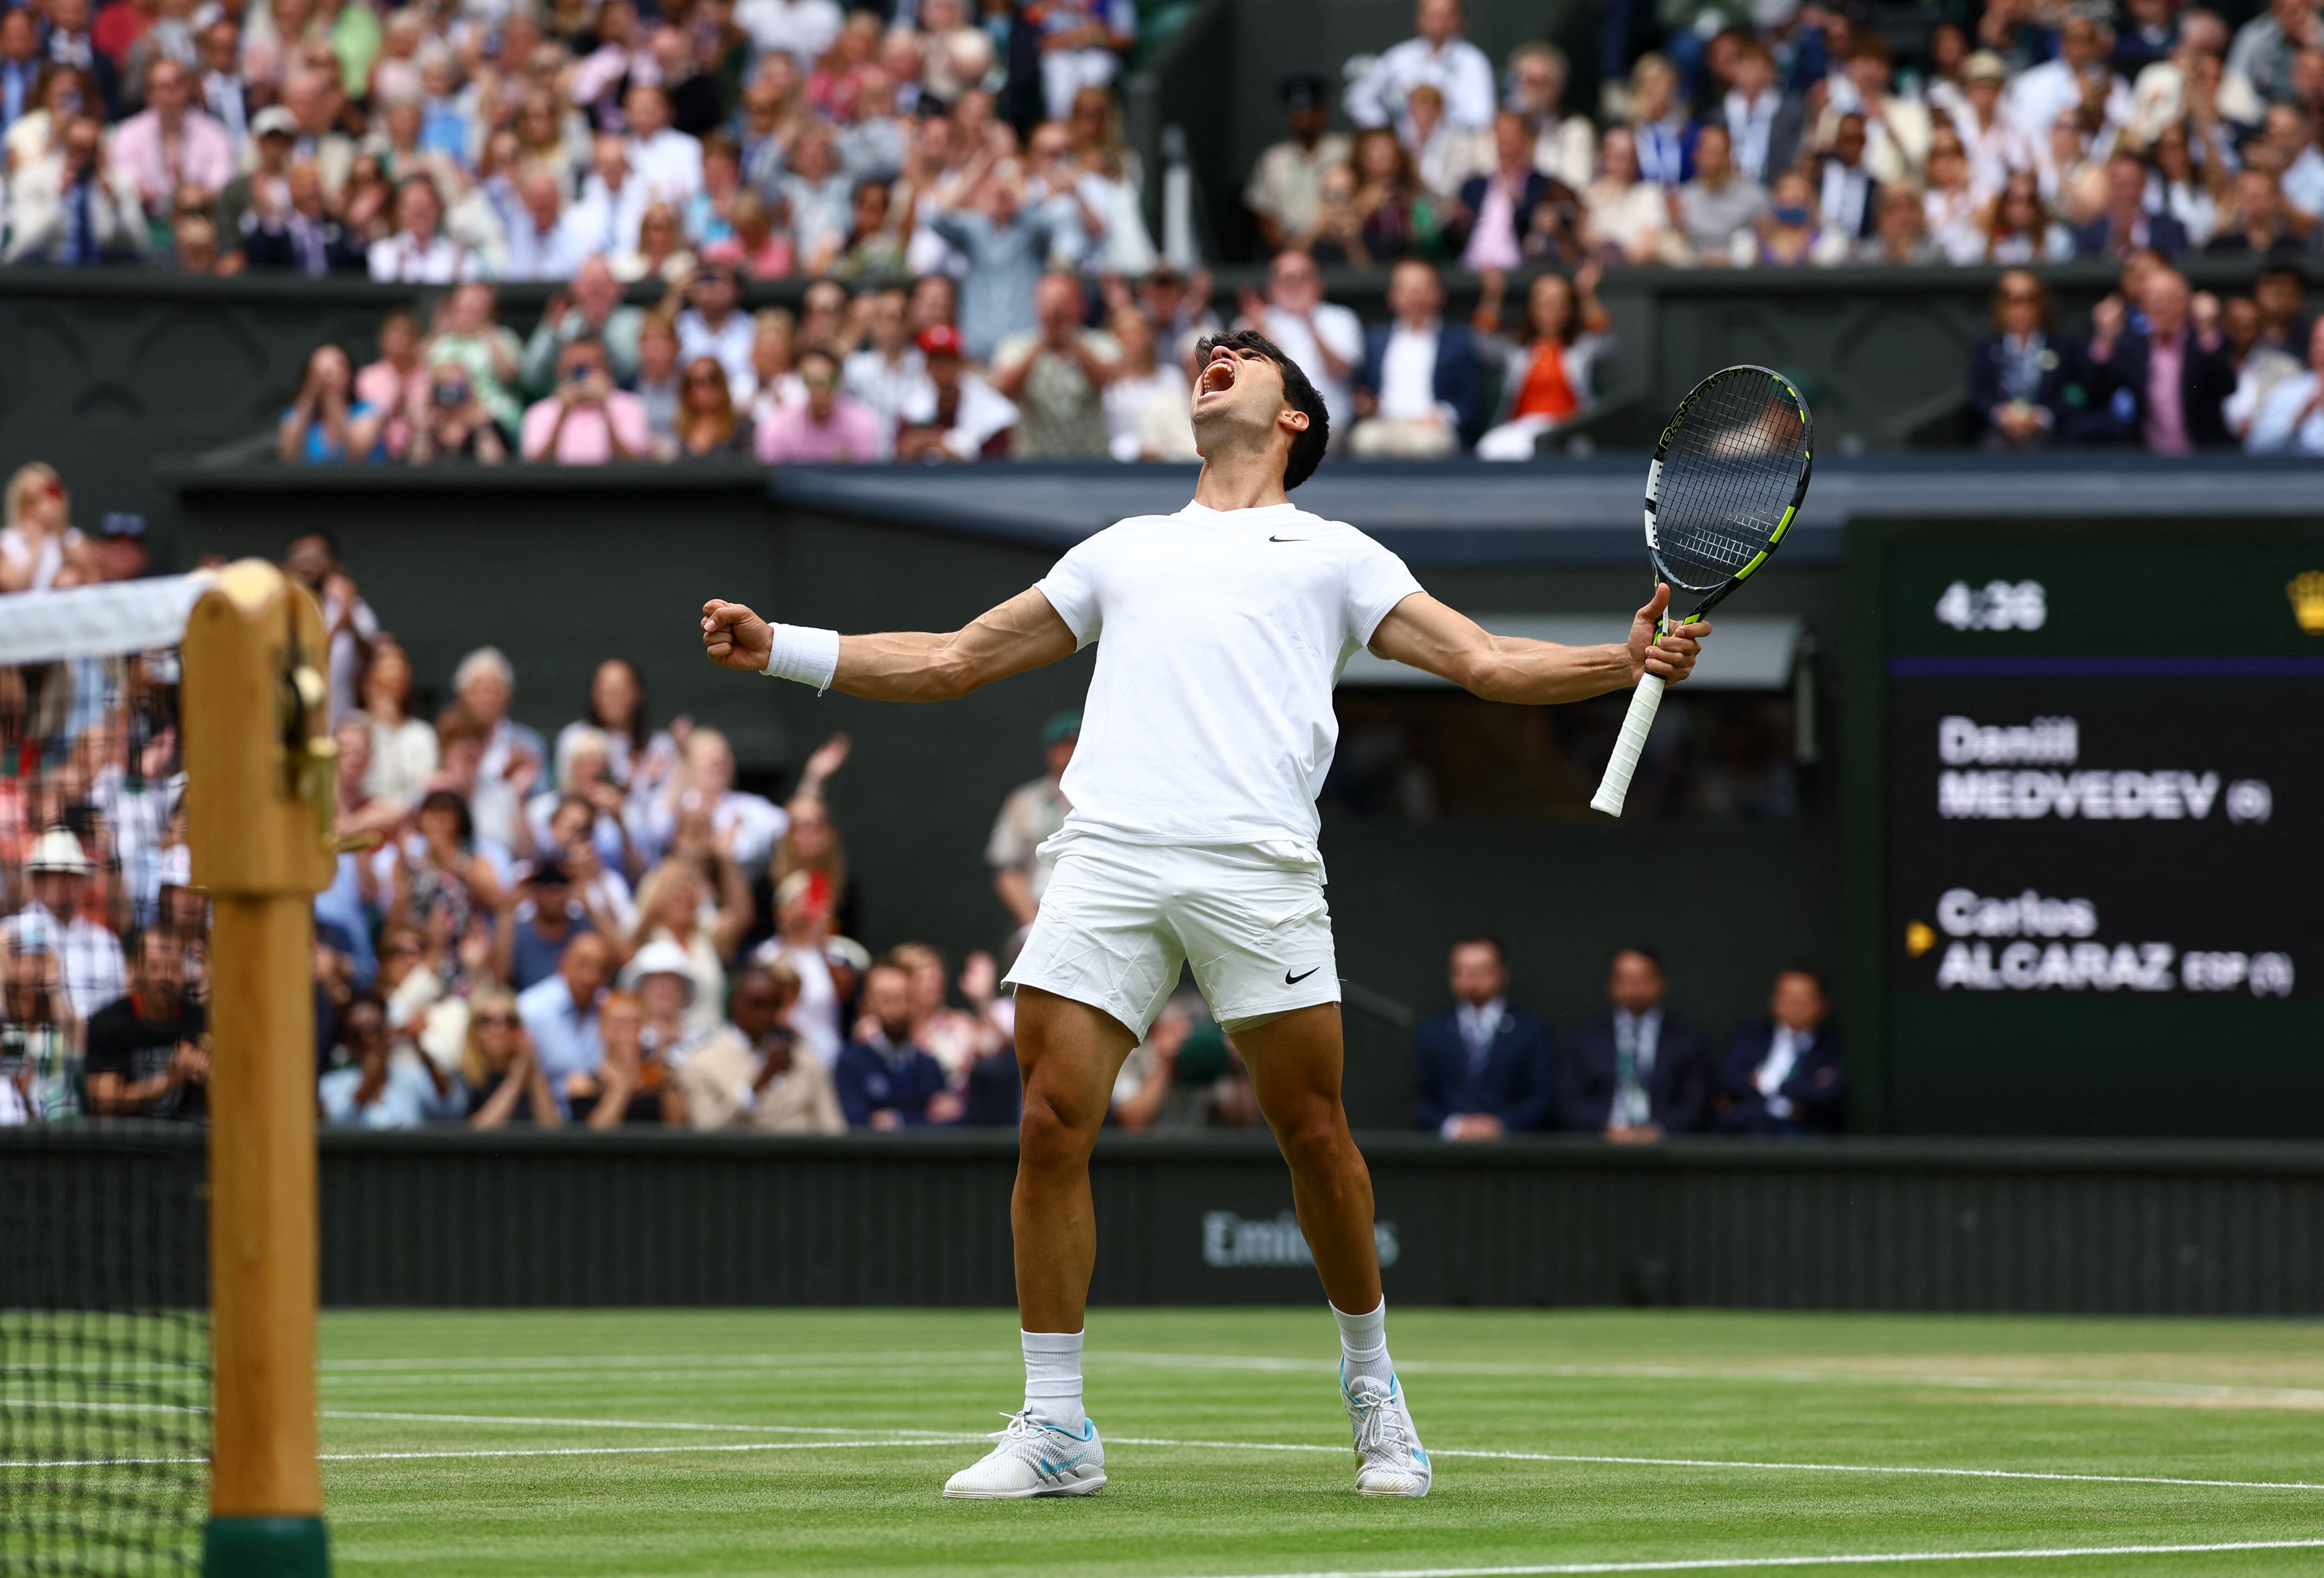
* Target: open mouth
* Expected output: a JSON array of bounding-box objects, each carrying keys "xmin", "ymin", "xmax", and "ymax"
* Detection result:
[{"xmin": 1198, "ymin": 355, "xmax": 1239, "ymax": 397}]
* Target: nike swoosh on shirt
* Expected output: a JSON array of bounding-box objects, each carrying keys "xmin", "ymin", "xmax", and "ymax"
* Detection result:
[
  {"xmin": 1284, "ymin": 967, "xmax": 1321, "ymax": 985},
  {"xmin": 1268, "ymin": 535, "xmax": 1311, "ymax": 543}
]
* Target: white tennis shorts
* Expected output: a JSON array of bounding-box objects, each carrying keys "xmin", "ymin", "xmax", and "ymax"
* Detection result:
[{"xmin": 1003, "ymin": 833, "xmax": 1340, "ymax": 1039}]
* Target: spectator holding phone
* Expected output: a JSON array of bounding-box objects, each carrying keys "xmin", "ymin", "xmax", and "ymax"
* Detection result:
[
  {"xmin": 409, "ymin": 364, "xmax": 508, "ymax": 464},
  {"xmin": 522, "ymin": 336, "xmax": 649, "ymax": 464}
]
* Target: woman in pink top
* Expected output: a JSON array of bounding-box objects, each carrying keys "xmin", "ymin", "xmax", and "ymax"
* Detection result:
[
  {"xmin": 752, "ymin": 346, "xmax": 882, "ymax": 463},
  {"xmin": 355, "ymin": 310, "xmax": 430, "ymax": 459}
]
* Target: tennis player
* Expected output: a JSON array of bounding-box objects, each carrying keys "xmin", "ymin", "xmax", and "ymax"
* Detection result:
[{"xmin": 700, "ymin": 330, "xmax": 1707, "ymax": 1500}]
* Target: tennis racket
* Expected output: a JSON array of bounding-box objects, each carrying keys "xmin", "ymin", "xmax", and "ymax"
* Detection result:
[{"xmin": 1588, "ymin": 365, "xmax": 1814, "ymax": 818}]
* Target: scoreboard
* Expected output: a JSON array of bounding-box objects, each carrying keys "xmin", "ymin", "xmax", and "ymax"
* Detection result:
[{"xmin": 1863, "ymin": 525, "xmax": 2324, "ymax": 1137}]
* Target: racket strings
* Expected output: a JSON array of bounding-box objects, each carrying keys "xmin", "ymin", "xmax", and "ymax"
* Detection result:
[{"xmin": 1652, "ymin": 375, "xmax": 1809, "ymax": 592}]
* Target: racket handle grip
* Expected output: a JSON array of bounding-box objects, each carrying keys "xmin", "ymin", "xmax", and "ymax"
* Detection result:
[{"xmin": 1589, "ymin": 673, "xmax": 1666, "ymax": 817}]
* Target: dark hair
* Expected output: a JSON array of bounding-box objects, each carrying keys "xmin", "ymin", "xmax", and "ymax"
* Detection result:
[
  {"xmin": 585, "ymin": 657, "xmax": 651, "ymax": 750},
  {"xmin": 416, "ymin": 787, "xmax": 474, "ymax": 844},
  {"xmin": 1451, "ymin": 934, "xmax": 1506, "ymax": 963},
  {"xmin": 287, "ymin": 526, "xmax": 340, "ymax": 558},
  {"xmin": 1610, "ymin": 945, "xmax": 1663, "ymax": 971},
  {"xmin": 1775, "ymin": 962, "xmax": 1828, "ymax": 995},
  {"xmin": 1192, "ymin": 329, "xmax": 1330, "ymax": 488}
]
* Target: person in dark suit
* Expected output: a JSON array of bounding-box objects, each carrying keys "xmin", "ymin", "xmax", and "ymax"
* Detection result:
[
  {"xmin": 1814, "ymin": 113, "xmax": 1881, "ymax": 243},
  {"xmin": 1969, "ymin": 270, "xmax": 2105, "ymax": 447},
  {"xmin": 1351, "ymin": 258, "xmax": 1485, "ymax": 456},
  {"xmin": 2069, "ymin": 154, "xmax": 2192, "ymax": 260},
  {"xmin": 2083, "ymin": 265, "xmax": 2238, "ymax": 451},
  {"xmin": 834, "ymin": 960, "xmax": 960, "ymax": 1128},
  {"xmin": 1716, "ymin": 966, "xmax": 1845, "ymax": 1136},
  {"xmin": 1558, "ymin": 947, "xmax": 1712, "ymax": 1140},
  {"xmin": 1445, "ymin": 112, "xmax": 1573, "ymax": 269},
  {"xmin": 1413, "ymin": 936, "xmax": 1555, "ymax": 1140}
]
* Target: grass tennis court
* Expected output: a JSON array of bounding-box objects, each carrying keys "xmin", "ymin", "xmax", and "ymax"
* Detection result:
[{"xmin": 311, "ymin": 1307, "xmax": 2324, "ymax": 1576}]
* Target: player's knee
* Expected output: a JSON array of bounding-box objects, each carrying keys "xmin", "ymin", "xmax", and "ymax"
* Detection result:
[
  {"xmin": 1017, "ymin": 1091, "xmax": 1098, "ymax": 1172},
  {"xmin": 1274, "ymin": 1105, "xmax": 1351, "ymax": 1175}
]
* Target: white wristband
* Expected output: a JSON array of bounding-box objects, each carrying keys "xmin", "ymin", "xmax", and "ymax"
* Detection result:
[{"xmin": 759, "ymin": 623, "xmax": 841, "ymax": 693}]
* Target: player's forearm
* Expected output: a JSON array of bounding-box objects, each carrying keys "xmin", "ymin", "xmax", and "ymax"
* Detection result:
[
  {"xmin": 1462, "ymin": 637, "xmax": 1636, "ymax": 705},
  {"xmin": 830, "ymin": 630, "xmax": 990, "ymax": 702}
]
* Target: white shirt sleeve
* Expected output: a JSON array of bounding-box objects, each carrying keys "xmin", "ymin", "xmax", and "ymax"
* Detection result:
[
  {"xmin": 1340, "ymin": 531, "xmax": 1424, "ymax": 648},
  {"xmin": 1034, "ymin": 532, "xmax": 1110, "ymax": 647}
]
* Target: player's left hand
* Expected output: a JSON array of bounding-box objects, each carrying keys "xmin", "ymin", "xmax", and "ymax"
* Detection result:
[
  {"xmin": 1629, "ymin": 583, "xmax": 1710, "ymax": 684},
  {"xmin": 701, "ymin": 599, "xmax": 773, "ymax": 673}
]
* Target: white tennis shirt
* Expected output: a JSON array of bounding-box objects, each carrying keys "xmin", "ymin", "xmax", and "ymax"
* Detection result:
[{"xmin": 1034, "ymin": 500, "xmax": 1424, "ymax": 852}]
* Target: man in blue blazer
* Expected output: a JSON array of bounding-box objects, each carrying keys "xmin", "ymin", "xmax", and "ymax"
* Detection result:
[
  {"xmin": 1716, "ymin": 966, "xmax": 1845, "ymax": 1136},
  {"xmin": 1558, "ymin": 947, "xmax": 1712, "ymax": 1139},
  {"xmin": 1413, "ymin": 936, "xmax": 1555, "ymax": 1139},
  {"xmin": 1351, "ymin": 259, "xmax": 1484, "ymax": 456}
]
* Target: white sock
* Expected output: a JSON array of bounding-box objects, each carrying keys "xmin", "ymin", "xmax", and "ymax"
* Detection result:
[
  {"xmin": 1332, "ymin": 1298, "xmax": 1393, "ymax": 1392},
  {"xmin": 1022, "ymin": 1329, "xmax": 1086, "ymax": 1429}
]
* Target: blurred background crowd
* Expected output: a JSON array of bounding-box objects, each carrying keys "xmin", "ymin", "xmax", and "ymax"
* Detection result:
[{"xmin": 0, "ymin": 0, "xmax": 2313, "ymax": 454}]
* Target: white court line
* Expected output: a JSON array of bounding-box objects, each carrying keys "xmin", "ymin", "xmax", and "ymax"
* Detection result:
[
  {"xmin": 1159, "ymin": 1541, "xmax": 2324, "ymax": 1578},
  {"xmin": 317, "ymin": 1408, "xmax": 961, "ymax": 1437},
  {"xmin": 0, "ymin": 1436, "xmax": 991, "ymax": 1470},
  {"xmin": 304, "ymin": 1350, "xmax": 2324, "ymax": 1409}
]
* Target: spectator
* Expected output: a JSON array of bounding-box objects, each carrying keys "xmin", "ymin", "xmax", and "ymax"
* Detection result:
[
  {"xmin": 702, "ymin": 191, "xmax": 793, "ymax": 279},
  {"xmin": 1, "ymin": 940, "xmax": 78, "ymax": 1123},
  {"xmin": 388, "ymin": 782, "xmax": 509, "ymax": 946},
  {"xmin": 622, "ymin": 82, "xmax": 703, "ymax": 212},
  {"xmin": 564, "ymin": 133, "xmax": 649, "ymax": 263},
  {"xmin": 2011, "ymin": 14, "xmax": 2131, "ymax": 141},
  {"xmin": 367, "ymin": 175, "xmax": 478, "ymax": 283},
  {"xmin": 2146, "ymin": 122, "xmax": 2229, "ymax": 250},
  {"xmin": 1506, "ymin": 41, "xmax": 1596, "ymax": 192},
  {"xmin": 502, "ymin": 167, "xmax": 580, "ymax": 281},
  {"xmin": 1472, "ymin": 264, "xmax": 1613, "ymax": 460},
  {"xmin": 559, "ymin": 657, "xmax": 675, "ymax": 808},
  {"xmin": 780, "ymin": 123, "xmax": 853, "ymax": 267},
  {"xmin": 927, "ymin": 153, "xmax": 1053, "ymax": 361},
  {"xmin": 427, "ymin": 283, "xmax": 525, "ymax": 436},
  {"xmin": 2206, "ymin": 167, "xmax": 2309, "ymax": 255},
  {"xmin": 318, "ymin": 991, "xmax": 455, "ymax": 1128},
  {"xmin": 515, "ymin": 927, "xmax": 614, "ymax": 1116},
  {"xmin": 634, "ymin": 312, "xmax": 686, "ymax": 459},
  {"xmin": 495, "ymin": 855, "xmax": 594, "ymax": 993},
  {"xmin": 1403, "ymin": 83, "xmax": 1491, "ymax": 205},
  {"xmin": 2, "ymin": 828, "xmax": 125, "ymax": 1021},
  {"xmin": 1625, "ymin": 53, "xmax": 1690, "ymax": 188},
  {"xmin": 1298, "ymin": 162, "xmax": 1372, "ymax": 266},
  {"xmin": 461, "ymin": 985, "xmax": 557, "ymax": 1128},
  {"xmin": 1813, "ymin": 113, "xmax": 1881, "ymax": 246},
  {"xmin": 986, "ymin": 710, "xmax": 1076, "ymax": 930},
  {"xmin": 1558, "ymin": 947, "xmax": 1711, "ymax": 1140},
  {"xmin": 1347, "ymin": 0, "xmax": 1494, "ymax": 143},
  {"xmin": 2073, "ymin": 151, "xmax": 2192, "ymax": 259},
  {"xmin": 2249, "ymin": 316, "xmax": 2324, "ymax": 454},
  {"xmin": 1245, "ymin": 73, "xmax": 1351, "ymax": 256},
  {"xmin": 7, "ymin": 66, "xmax": 96, "ymax": 173},
  {"xmin": 2, "ymin": 113, "xmax": 147, "ymax": 264},
  {"xmin": 2254, "ymin": 263, "xmax": 2318, "ymax": 356},
  {"xmin": 1351, "ymin": 258, "xmax": 1481, "ymax": 457},
  {"xmin": 1716, "ymin": 966, "xmax": 1845, "ymax": 1136},
  {"xmin": 612, "ymin": 201, "xmax": 697, "ymax": 287},
  {"xmin": 2225, "ymin": 0, "xmax": 2314, "ymax": 115},
  {"xmin": 673, "ymin": 358, "xmax": 753, "ymax": 458},
  {"xmin": 1721, "ymin": 40, "xmax": 1806, "ymax": 187},
  {"xmin": 1242, "ymin": 250, "xmax": 1363, "ymax": 439},
  {"xmin": 1671, "ymin": 122, "xmax": 1763, "ymax": 263},
  {"xmin": 1411, "ymin": 936, "xmax": 1554, "ymax": 1140},
  {"xmin": 281, "ymin": 529, "xmax": 376, "ymax": 723},
  {"xmin": 409, "ymin": 363, "xmax": 510, "ymax": 465},
  {"xmin": 1032, "ymin": 0, "xmax": 1135, "ymax": 124},
  {"xmin": 895, "ymin": 322, "xmax": 1020, "ymax": 460},
  {"xmin": 748, "ymin": 308, "xmax": 808, "ymax": 426},
  {"xmin": 624, "ymin": 852, "xmax": 746, "ymax": 1033},
  {"xmin": 109, "ymin": 58, "xmax": 231, "ymax": 216},
  {"xmin": 1348, "ymin": 125, "xmax": 1434, "ymax": 261},
  {"xmin": 835, "ymin": 958, "xmax": 958, "ymax": 1128},
  {"xmin": 753, "ymin": 870, "xmax": 853, "ymax": 1066},
  {"xmin": 754, "ymin": 343, "xmax": 884, "ymax": 462},
  {"xmin": 1856, "ymin": 183, "xmax": 1941, "ymax": 264},
  {"xmin": 581, "ymin": 986, "xmax": 674, "ymax": 1128},
  {"xmin": 1983, "ymin": 170, "xmax": 2074, "ymax": 264},
  {"xmin": 520, "ymin": 261, "xmax": 643, "ymax": 394},
  {"xmin": 84, "ymin": 927, "xmax": 205, "ymax": 1120},
  {"xmin": 677, "ymin": 959, "xmax": 846, "ymax": 1133},
  {"xmin": 1824, "ymin": 34, "xmax": 1931, "ymax": 189},
  {"xmin": 2087, "ymin": 266, "xmax": 2237, "ymax": 451},
  {"xmin": 1736, "ymin": 167, "xmax": 1848, "ymax": 268},
  {"xmin": 1582, "ymin": 125, "xmax": 1671, "ymax": 264},
  {"xmin": 1112, "ymin": 1001, "xmax": 1259, "ymax": 1131},
  {"xmin": 650, "ymin": 725, "xmax": 786, "ymax": 875},
  {"xmin": 1449, "ymin": 111, "xmax": 1573, "ymax": 271},
  {"xmin": 239, "ymin": 158, "xmax": 365, "ymax": 276},
  {"xmin": 359, "ymin": 638, "xmax": 436, "ymax": 806},
  {"xmin": 1100, "ymin": 306, "xmax": 1184, "ymax": 462},
  {"xmin": 0, "ymin": 13, "xmax": 40, "ymax": 138},
  {"xmin": 675, "ymin": 263, "xmax": 757, "ymax": 403},
  {"xmin": 992, "ymin": 273, "xmax": 1120, "ymax": 459},
  {"xmin": 210, "ymin": 104, "xmax": 294, "ymax": 260},
  {"xmin": 1, "ymin": 464, "xmax": 86, "ymax": 594},
  {"xmin": 277, "ymin": 344, "xmax": 383, "ymax": 465},
  {"xmin": 522, "ymin": 336, "xmax": 650, "ymax": 465},
  {"xmin": 1955, "ymin": 50, "xmax": 2032, "ymax": 197},
  {"xmin": 842, "ymin": 287, "xmax": 933, "ymax": 460},
  {"xmin": 1971, "ymin": 270, "xmax": 2087, "ymax": 449}
]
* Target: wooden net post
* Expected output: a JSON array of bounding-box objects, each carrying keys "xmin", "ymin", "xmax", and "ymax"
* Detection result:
[{"xmin": 184, "ymin": 561, "xmax": 338, "ymax": 1578}]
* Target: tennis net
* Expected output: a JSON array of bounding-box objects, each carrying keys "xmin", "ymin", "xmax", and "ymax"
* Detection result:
[{"xmin": 2, "ymin": 582, "xmax": 211, "ymax": 1576}]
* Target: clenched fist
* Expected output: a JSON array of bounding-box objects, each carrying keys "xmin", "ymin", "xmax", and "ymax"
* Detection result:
[{"xmin": 701, "ymin": 599, "xmax": 773, "ymax": 672}]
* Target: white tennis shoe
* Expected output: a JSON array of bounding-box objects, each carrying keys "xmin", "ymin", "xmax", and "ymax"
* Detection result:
[
  {"xmin": 942, "ymin": 1410, "xmax": 1107, "ymax": 1499},
  {"xmin": 1342, "ymin": 1365, "xmax": 1432, "ymax": 1497}
]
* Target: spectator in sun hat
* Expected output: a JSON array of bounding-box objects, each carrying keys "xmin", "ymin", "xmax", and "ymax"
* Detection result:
[
  {"xmin": 986, "ymin": 710, "xmax": 1077, "ymax": 931},
  {"xmin": 2, "ymin": 827, "xmax": 126, "ymax": 1022}
]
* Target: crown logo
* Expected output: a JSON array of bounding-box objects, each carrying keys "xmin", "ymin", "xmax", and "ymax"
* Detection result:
[{"xmin": 2290, "ymin": 572, "xmax": 2324, "ymax": 635}]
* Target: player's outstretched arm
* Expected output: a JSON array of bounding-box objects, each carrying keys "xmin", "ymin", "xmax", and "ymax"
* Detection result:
[
  {"xmin": 1367, "ymin": 585, "xmax": 1708, "ymax": 705},
  {"xmin": 701, "ymin": 587, "xmax": 1079, "ymax": 703}
]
